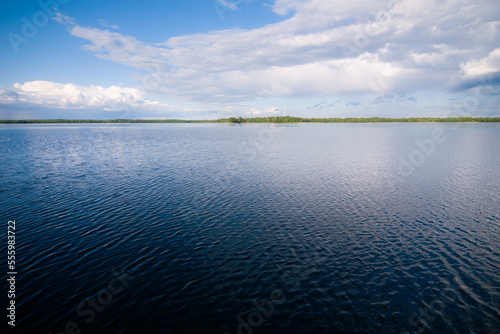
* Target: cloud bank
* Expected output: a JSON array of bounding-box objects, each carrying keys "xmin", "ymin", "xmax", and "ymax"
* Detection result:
[
  {"xmin": 0, "ymin": 81, "xmax": 193, "ymax": 117},
  {"xmin": 55, "ymin": 0, "xmax": 499, "ymax": 105},
  {"xmin": 2, "ymin": 0, "xmax": 499, "ymax": 118}
]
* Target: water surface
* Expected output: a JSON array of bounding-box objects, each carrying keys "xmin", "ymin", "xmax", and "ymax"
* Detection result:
[{"xmin": 1, "ymin": 123, "xmax": 499, "ymax": 333}]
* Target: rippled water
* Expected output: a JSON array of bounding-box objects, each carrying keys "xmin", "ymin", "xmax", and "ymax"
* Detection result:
[{"xmin": 1, "ymin": 123, "xmax": 499, "ymax": 333}]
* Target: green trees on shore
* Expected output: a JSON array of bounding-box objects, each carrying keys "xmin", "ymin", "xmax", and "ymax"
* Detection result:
[
  {"xmin": 216, "ymin": 116, "xmax": 500, "ymax": 123},
  {"xmin": 1, "ymin": 116, "xmax": 499, "ymax": 124}
]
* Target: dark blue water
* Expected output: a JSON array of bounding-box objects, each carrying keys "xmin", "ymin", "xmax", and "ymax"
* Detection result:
[{"xmin": 1, "ymin": 123, "xmax": 499, "ymax": 333}]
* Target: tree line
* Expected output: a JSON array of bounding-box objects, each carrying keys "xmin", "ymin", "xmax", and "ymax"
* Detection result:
[{"xmin": 1, "ymin": 116, "xmax": 499, "ymax": 124}]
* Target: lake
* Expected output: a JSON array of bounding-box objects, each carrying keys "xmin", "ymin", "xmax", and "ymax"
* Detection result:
[{"xmin": 1, "ymin": 123, "xmax": 499, "ymax": 333}]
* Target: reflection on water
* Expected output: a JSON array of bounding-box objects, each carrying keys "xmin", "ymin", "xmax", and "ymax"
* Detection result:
[{"xmin": 0, "ymin": 123, "xmax": 499, "ymax": 333}]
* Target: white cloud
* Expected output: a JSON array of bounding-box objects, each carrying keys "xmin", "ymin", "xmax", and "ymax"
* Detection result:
[
  {"xmin": 53, "ymin": 0, "xmax": 500, "ymax": 107},
  {"xmin": 445, "ymin": 47, "xmax": 500, "ymax": 92},
  {"xmin": 266, "ymin": 107, "xmax": 281, "ymax": 114},
  {"xmin": 461, "ymin": 48, "xmax": 500, "ymax": 78},
  {"xmin": 0, "ymin": 81, "xmax": 195, "ymax": 115},
  {"xmin": 98, "ymin": 19, "xmax": 120, "ymax": 30},
  {"xmin": 246, "ymin": 107, "xmax": 281, "ymax": 116},
  {"xmin": 69, "ymin": 25, "xmax": 169, "ymax": 71},
  {"xmin": 52, "ymin": 12, "xmax": 76, "ymax": 25},
  {"xmin": 272, "ymin": 0, "xmax": 388, "ymax": 22},
  {"xmin": 216, "ymin": 0, "xmax": 238, "ymax": 10}
]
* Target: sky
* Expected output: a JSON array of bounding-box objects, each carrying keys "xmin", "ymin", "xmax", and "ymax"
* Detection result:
[{"xmin": 0, "ymin": 0, "xmax": 499, "ymax": 119}]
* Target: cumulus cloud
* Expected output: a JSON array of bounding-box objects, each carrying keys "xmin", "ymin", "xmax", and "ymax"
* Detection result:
[
  {"xmin": 246, "ymin": 107, "xmax": 281, "ymax": 116},
  {"xmin": 446, "ymin": 48, "xmax": 500, "ymax": 92},
  {"xmin": 0, "ymin": 81, "xmax": 194, "ymax": 115},
  {"xmin": 54, "ymin": 0, "xmax": 500, "ymax": 106},
  {"xmin": 461, "ymin": 48, "xmax": 500, "ymax": 78}
]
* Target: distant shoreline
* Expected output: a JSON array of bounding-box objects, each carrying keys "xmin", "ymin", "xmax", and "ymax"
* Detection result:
[{"xmin": 0, "ymin": 116, "xmax": 499, "ymax": 124}]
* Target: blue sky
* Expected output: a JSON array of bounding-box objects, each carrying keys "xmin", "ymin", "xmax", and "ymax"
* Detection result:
[{"xmin": 1, "ymin": 0, "xmax": 499, "ymax": 119}]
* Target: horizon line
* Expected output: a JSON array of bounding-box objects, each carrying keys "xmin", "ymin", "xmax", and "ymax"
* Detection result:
[{"xmin": 1, "ymin": 116, "xmax": 500, "ymax": 124}]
